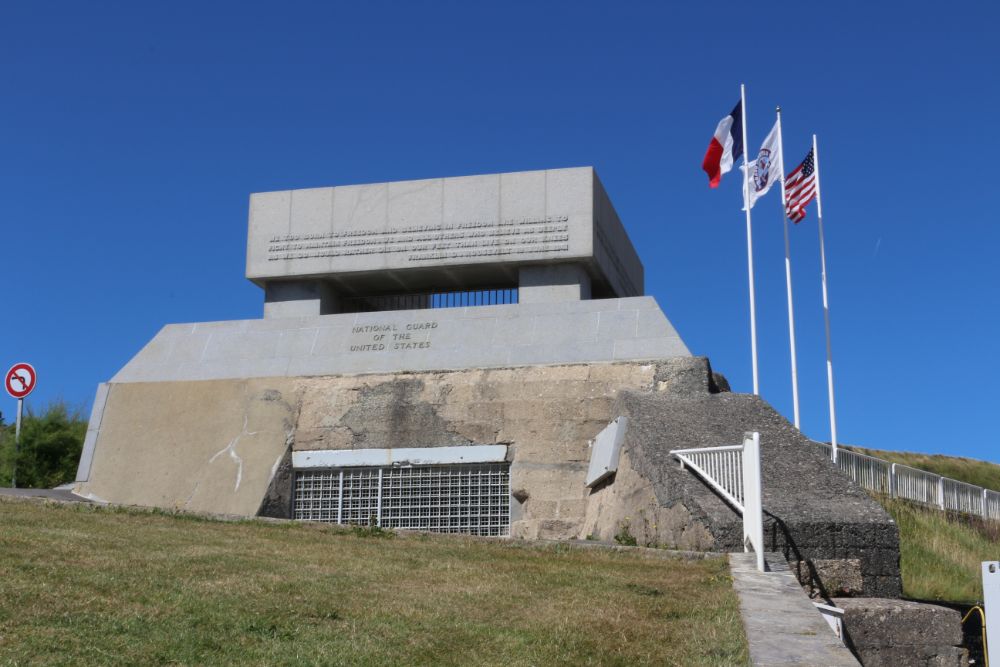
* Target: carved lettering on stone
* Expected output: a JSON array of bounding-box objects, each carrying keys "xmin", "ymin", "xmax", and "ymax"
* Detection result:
[
  {"xmin": 349, "ymin": 321, "xmax": 439, "ymax": 353},
  {"xmin": 267, "ymin": 216, "xmax": 571, "ymax": 262}
]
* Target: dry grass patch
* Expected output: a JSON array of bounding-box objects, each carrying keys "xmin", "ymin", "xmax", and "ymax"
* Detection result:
[{"xmin": 0, "ymin": 499, "xmax": 747, "ymax": 666}]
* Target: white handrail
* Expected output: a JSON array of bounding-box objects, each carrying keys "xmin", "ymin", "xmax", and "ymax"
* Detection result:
[
  {"xmin": 672, "ymin": 446, "xmax": 745, "ymax": 510},
  {"xmin": 672, "ymin": 432, "xmax": 764, "ymax": 571}
]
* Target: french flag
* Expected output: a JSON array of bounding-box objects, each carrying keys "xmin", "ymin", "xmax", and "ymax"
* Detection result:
[{"xmin": 702, "ymin": 101, "xmax": 744, "ymax": 188}]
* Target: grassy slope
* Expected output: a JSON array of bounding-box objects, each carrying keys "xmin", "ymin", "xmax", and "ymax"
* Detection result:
[
  {"xmin": 845, "ymin": 445, "xmax": 1000, "ymax": 492},
  {"xmin": 0, "ymin": 499, "xmax": 748, "ymax": 667},
  {"xmin": 842, "ymin": 446, "xmax": 1000, "ymax": 602},
  {"xmin": 881, "ymin": 498, "xmax": 999, "ymax": 602}
]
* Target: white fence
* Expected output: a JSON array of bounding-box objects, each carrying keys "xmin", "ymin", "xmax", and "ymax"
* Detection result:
[
  {"xmin": 672, "ymin": 432, "xmax": 764, "ymax": 571},
  {"xmin": 816, "ymin": 443, "xmax": 1000, "ymax": 521}
]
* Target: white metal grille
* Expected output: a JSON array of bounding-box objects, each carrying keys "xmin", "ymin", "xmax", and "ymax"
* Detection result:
[{"xmin": 294, "ymin": 463, "xmax": 510, "ymax": 536}]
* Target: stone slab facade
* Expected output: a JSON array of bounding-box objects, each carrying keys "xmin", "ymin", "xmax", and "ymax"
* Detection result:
[
  {"xmin": 110, "ymin": 297, "xmax": 688, "ymax": 384},
  {"xmin": 246, "ymin": 167, "xmax": 643, "ymax": 301}
]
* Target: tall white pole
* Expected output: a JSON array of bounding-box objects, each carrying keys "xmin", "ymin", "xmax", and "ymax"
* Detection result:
[
  {"xmin": 813, "ymin": 134, "xmax": 838, "ymax": 461},
  {"xmin": 776, "ymin": 107, "xmax": 801, "ymax": 428},
  {"xmin": 740, "ymin": 84, "xmax": 760, "ymax": 395}
]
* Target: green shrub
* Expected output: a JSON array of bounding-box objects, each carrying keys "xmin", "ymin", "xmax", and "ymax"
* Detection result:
[{"xmin": 0, "ymin": 401, "xmax": 87, "ymax": 488}]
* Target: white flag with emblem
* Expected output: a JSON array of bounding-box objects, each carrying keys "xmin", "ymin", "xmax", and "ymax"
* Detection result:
[{"xmin": 741, "ymin": 120, "xmax": 783, "ymax": 211}]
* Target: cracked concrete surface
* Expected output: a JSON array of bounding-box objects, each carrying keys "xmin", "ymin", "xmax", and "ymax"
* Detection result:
[{"xmin": 76, "ymin": 379, "xmax": 300, "ymax": 516}]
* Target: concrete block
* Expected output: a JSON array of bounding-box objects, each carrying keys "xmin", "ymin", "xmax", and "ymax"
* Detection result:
[
  {"xmin": 510, "ymin": 341, "xmax": 614, "ymax": 367},
  {"xmin": 309, "ymin": 325, "xmax": 356, "ymax": 357},
  {"xmin": 834, "ymin": 598, "xmax": 967, "ymax": 667},
  {"xmin": 275, "ymin": 328, "xmax": 320, "ymax": 358},
  {"xmin": 202, "ymin": 330, "xmax": 280, "ymax": 362},
  {"xmin": 388, "ymin": 177, "xmax": 443, "ymax": 227},
  {"xmin": 499, "ymin": 169, "xmax": 546, "ymax": 221},
  {"xmin": 544, "ymin": 167, "xmax": 593, "ymax": 254},
  {"xmin": 132, "ymin": 335, "xmax": 175, "ymax": 365},
  {"xmin": 245, "ymin": 168, "xmax": 638, "ymax": 303},
  {"xmin": 596, "ymin": 309, "xmax": 638, "ymax": 340},
  {"xmin": 490, "ymin": 316, "xmax": 536, "ymax": 347},
  {"xmin": 613, "ymin": 336, "xmax": 690, "ymax": 360},
  {"xmin": 290, "ymin": 187, "xmax": 333, "ymax": 236},
  {"xmin": 264, "ymin": 281, "xmax": 338, "ymax": 319},
  {"xmin": 332, "ymin": 182, "xmax": 388, "ymax": 229},
  {"xmin": 246, "ymin": 190, "xmax": 291, "ymax": 278},
  {"xmin": 75, "ymin": 383, "xmax": 111, "ymax": 483},
  {"xmin": 166, "ymin": 332, "xmax": 212, "ymax": 364},
  {"xmin": 288, "ymin": 188, "xmax": 335, "ymax": 276},
  {"xmin": 109, "ymin": 299, "xmax": 688, "ymax": 383},
  {"xmin": 526, "ymin": 310, "xmax": 600, "ymax": 346},
  {"xmin": 443, "ymin": 173, "xmax": 499, "ymax": 225},
  {"xmin": 636, "ymin": 308, "xmax": 674, "ymax": 338},
  {"xmin": 518, "ymin": 264, "xmax": 591, "ymax": 303},
  {"xmin": 192, "ymin": 319, "xmax": 250, "ymax": 333}
]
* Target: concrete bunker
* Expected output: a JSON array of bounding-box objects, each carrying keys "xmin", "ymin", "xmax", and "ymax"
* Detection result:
[{"xmin": 73, "ymin": 167, "xmax": 901, "ymax": 602}]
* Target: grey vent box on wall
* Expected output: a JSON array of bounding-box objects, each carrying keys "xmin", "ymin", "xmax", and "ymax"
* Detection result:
[{"xmin": 586, "ymin": 416, "xmax": 627, "ymax": 487}]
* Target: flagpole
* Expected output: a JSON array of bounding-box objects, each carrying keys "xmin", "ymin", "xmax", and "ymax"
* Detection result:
[
  {"xmin": 813, "ymin": 133, "xmax": 838, "ymax": 461},
  {"xmin": 740, "ymin": 84, "xmax": 759, "ymax": 395},
  {"xmin": 776, "ymin": 107, "xmax": 800, "ymax": 428}
]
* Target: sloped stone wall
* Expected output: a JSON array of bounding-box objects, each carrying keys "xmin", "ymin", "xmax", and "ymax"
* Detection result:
[{"xmin": 582, "ymin": 369, "xmax": 903, "ymax": 598}]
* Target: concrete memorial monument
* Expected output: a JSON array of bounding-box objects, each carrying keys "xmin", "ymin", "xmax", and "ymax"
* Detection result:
[{"xmin": 74, "ymin": 167, "xmax": 901, "ymax": 601}]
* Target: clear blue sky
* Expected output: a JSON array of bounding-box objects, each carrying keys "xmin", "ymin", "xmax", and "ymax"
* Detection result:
[{"xmin": 2, "ymin": 1, "xmax": 997, "ymax": 461}]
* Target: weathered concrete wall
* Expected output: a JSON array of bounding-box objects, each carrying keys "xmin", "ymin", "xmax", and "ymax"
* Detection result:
[
  {"xmin": 581, "ymin": 449, "xmax": 716, "ymax": 549},
  {"xmin": 77, "ymin": 354, "xmax": 906, "ymax": 602},
  {"xmin": 77, "ymin": 361, "xmax": 659, "ymax": 538},
  {"xmin": 834, "ymin": 598, "xmax": 967, "ymax": 666},
  {"xmin": 78, "ymin": 379, "xmax": 300, "ymax": 515}
]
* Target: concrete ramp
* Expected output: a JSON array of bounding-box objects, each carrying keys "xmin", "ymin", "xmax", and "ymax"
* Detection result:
[{"xmin": 729, "ymin": 552, "xmax": 859, "ymax": 666}]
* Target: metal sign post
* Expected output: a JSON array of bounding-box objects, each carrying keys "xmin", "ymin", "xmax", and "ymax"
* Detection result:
[
  {"xmin": 13, "ymin": 398, "xmax": 22, "ymax": 488},
  {"xmin": 5, "ymin": 363, "xmax": 37, "ymax": 488},
  {"xmin": 985, "ymin": 562, "xmax": 999, "ymax": 667}
]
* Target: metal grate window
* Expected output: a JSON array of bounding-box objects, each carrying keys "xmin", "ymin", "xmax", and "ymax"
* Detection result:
[
  {"xmin": 340, "ymin": 287, "xmax": 518, "ymax": 313},
  {"xmin": 293, "ymin": 463, "xmax": 510, "ymax": 537}
]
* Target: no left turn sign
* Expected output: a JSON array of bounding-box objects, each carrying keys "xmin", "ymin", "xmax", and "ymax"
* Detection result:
[{"xmin": 5, "ymin": 363, "xmax": 36, "ymax": 399}]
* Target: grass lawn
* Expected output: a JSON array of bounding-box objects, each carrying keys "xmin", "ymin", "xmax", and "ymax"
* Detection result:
[
  {"xmin": 879, "ymin": 498, "xmax": 999, "ymax": 603},
  {"xmin": 0, "ymin": 499, "xmax": 748, "ymax": 666}
]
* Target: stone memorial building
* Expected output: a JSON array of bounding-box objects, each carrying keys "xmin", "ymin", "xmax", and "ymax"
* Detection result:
[{"xmin": 73, "ymin": 167, "xmax": 901, "ymax": 599}]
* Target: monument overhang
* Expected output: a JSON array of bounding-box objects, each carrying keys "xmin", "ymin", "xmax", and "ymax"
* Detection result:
[{"xmin": 246, "ymin": 166, "xmax": 643, "ymax": 299}]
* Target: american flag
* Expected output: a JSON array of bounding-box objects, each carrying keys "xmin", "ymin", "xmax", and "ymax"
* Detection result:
[{"xmin": 784, "ymin": 148, "xmax": 817, "ymax": 223}]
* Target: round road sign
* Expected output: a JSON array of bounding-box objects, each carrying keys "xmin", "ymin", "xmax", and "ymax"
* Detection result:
[{"xmin": 5, "ymin": 363, "xmax": 36, "ymax": 399}]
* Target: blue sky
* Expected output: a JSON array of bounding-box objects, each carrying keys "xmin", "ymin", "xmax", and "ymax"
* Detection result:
[{"xmin": 2, "ymin": 1, "xmax": 997, "ymax": 461}]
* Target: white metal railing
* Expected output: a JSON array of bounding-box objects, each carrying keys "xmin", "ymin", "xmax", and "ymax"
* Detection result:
[
  {"xmin": 670, "ymin": 444, "xmax": 745, "ymax": 509},
  {"xmin": 816, "ymin": 443, "xmax": 1000, "ymax": 521},
  {"xmin": 673, "ymin": 432, "xmax": 764, "ymax": 571}
]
